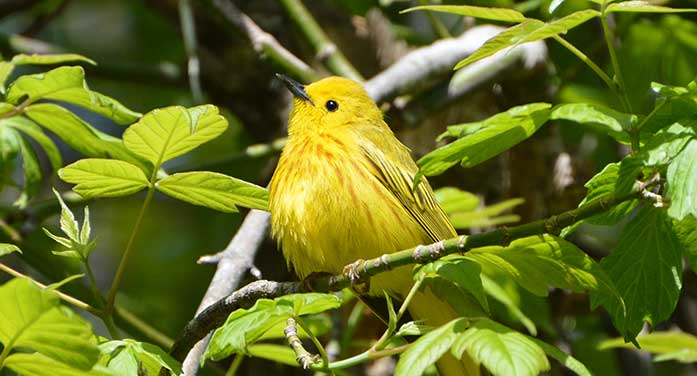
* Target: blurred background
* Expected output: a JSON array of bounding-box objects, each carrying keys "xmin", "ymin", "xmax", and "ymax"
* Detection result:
[{"xmin": 0, "ymin": 0, "xmax": 696, "ymax": 375}]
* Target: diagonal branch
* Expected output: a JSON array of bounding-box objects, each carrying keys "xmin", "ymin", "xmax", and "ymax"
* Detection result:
[{"xmin": 170, "ymin": 183, "xmax": 652, "ymax": 362}]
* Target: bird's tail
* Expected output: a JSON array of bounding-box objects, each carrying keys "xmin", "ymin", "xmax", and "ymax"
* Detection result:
[{"xmin": 408, "ymin": 288, "xmax": 481, "ymax": 376}]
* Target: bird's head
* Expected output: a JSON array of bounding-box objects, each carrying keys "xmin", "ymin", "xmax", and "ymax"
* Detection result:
[{"xmin": 276, "ymin": 74, "xmax": 382, "ymax": 136}]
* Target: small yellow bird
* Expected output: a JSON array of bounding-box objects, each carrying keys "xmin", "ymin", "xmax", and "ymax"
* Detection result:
[{"xmin": 269, "ymin": 75, "xmax": 478, "ymax": 376}]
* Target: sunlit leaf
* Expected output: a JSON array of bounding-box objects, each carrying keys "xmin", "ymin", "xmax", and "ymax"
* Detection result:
[
  {"xmin": 4, "ymin": 353, "xmax": 112, "ymax": 376},
  {"xmin": 0, "ymin": 61, "xmax": 14, "ymax": 93},
  {"xmin": 599, "ymin": 331, "xmax": 697, "ymax": 363},
  {"xmin": 13, "ymin": 127, "xmax": 42, "ymax": 204},
  {"xmin": 3, "ymin": 116, "xmax": 62, "ymax": 171},
  {"xmin": 59, "ymin": 159, "xmax": 149, "ymax": 199},
  {"xmin": 674, "ymin": 215, "xmax": 697, "ymax": 273},
  {"xmin": 123, "ymin": 105, "xmax": 227, "ymax": 167},
  {"xmin": 606, "ymin": 1, "xmax": 697, "ymax": 13},
  {"xmin": 156, "ymin": 171, "xmax": 268, "ymax": 212},
  {"xmin": 401, "ymin": 5, "xmax": 525, "ymax": 22},
  {"xmin": 666, "ymin": 139, "xmax": 697, "ymax": 219},
  {"xmin": 594, "ymin": 207, "xmax": 683, "ymax": 341},
  {"xmin": 11, "ymin": 53, "xmax": 96, "ymax": 66},
  {"xmin": 395, "ymin": 318, "xmax": 467, "ymax": 376},
  {"xmin": 247, "ymin": 344, "xmax": 299, "ymax": 366},
  {"xmin": 529, "ymin": 336, "xmax": 592, "ymax": 376},
  {"xmin": 418, "ymin": 103, "xmax": 551, "ymax": 177},
  {"xmin": 0, "ymin": 243, "xmax": 21, "ymax": 256},
  {"xmin": 99, "ymin": 339, "xmax": 181, "ymax": 376},
  {"xmin": 434, "ymin": 187, "xmax": 480, "ymax": 214},
  {"xmin": 415, "ymin": 257, "xmax": 489, "ymax": 312},
  {"xmin": 550, "ymin": 103, "xmax": 635, "ymax": 143},
  {"xmin": 451, "ymin": 319, "xmax": 549, "ymax": 376},
  {"xmin": 641, "ymin": 121, "xmax": 695, "ymax": 167},
  {"xmin": 481, "ymin": 274, "xmax": 537, "ymax": 335}
]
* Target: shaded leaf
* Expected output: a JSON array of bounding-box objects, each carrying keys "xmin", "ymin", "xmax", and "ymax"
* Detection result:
[
  {"xmin": 434, "ymin": 187, "xmax": 480, "ymax": 214},
  {"xmin": 395, "ymin": 318, "xmax": 467, "ymax": 376},
  {"xmin": 156, "ymin": 171, "xmax": 268, "ymax": 212},
  {"xmin": 415, "ymin": 257, "xmax": 489, "ymax": 312},
  {"xmin": 3, "ymin": 116, "xmax": 62, "ymax": 171},
  {"xmin": 13, "ymin": 127, "xmax": 42, "ymax": 204},
  {"xmin": 674, "ymin": 215, "xmax": 697, "ymax": 273},
  {"xmin": 481, "ymin": 274, "xmax": 537, "ymax": 335},
  {"xmin": 59, "ymin": 159, "xmax": 149, "ymax": 199},
  {"xmin": 528, "ymin": 336, "xmax": 592, "ymax": 376},
  {"xmin": 451, "ymin": 319, "xmax": 549, "ymax": 376},
  {"xmin": 123, "ymin": 105, "xmax": 227, "ymax": 167},
  {"xmin": 594, "ymin": 207, "xmax": 683, "ymax": 341},
  {"xmin": 418, "ymin": 103, "xmax": 551, "ymax": 177},
  {"xmin": 0, "ymin": 61, "xmax": 14, "ymax": 93},
  {"xmin": 666, "ymin": 139, "xmax": 697, "ymax": 219},
  {"xmin": 4, "ymin": 353, "xmax": 112, "ymax": 376},
  {"xmin": 401, "ymin": 5, "xmax": 525, "ymax": 22}
]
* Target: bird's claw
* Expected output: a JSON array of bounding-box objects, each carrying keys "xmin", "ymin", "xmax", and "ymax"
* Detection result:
[{"xmin": 343, "ymin": 259, "xmax": 370, "ymax": 294}]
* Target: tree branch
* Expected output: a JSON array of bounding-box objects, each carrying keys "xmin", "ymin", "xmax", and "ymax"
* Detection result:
[{"xmin": 170, "ymin": 184, "xmax": 651, "ymax": 362}]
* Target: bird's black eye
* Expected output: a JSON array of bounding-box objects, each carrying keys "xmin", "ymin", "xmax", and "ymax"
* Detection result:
[{"xmin": 325, "ymin": 100, "xmax": 338, "ymax": 112}]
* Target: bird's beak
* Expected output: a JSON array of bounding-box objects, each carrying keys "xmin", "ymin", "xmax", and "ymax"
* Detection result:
[{"xmin": 275, "ymin": 73, "xmax": 315, "ymax": 106}]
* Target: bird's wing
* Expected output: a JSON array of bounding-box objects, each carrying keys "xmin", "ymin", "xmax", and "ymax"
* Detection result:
[{"xmin": 359, "ymin": 132, "xmax": 456, "ymax": 242}]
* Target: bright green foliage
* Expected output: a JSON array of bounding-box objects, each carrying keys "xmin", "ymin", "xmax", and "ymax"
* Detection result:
[
  {"xmin": 395, "ymin": 318, "xmax": 465, "ymax": 376},
  {"xmin": 0, "ymin": 243, "xmax": 21, "ymax": 256},
  {"xmin": 401, "ymin": 5, "xmax": 525, "ymax": 22},
  {"xmin": 4, "ymin": 354, "xmax": 113, "ymax": 376},
  {"xmin": 418, "ymin": 103, "xmax": 551, "ymax": 177},
  {"xmin": 595, "ymin": 207, "xmax": 683, "ymax": 341},
  {"xmin": 435, "ymin": 187, "xmax": 522, "ymax": 228},
  {"xmin": 123, "ymin": 105, "xmax": 227, "ymax": 166},
  {"xmin": 550, "ymin": 103, "xmax": 636, "ymax": 143},
  {"xmin": 247, "ymin": 344, "xmax": 299, "ymax": 366},
  {"xmin": 156, "ymin": 171, "xmax": 269, "ymax": 212},
  {"xmin": 10, "ymin": 53, "xmax": 97, "ymax": 66},
  {"xmin": 0, "ymin": 278, "xmax": 100, "ymax": 373},
  {"xmin": 451, "ymin": 319, "xmax": 549, "ymax": 376},
  {"xmin": 600, "ymin": 331, "xmax": 697, "ymax": 363},
  {"xmin": 455, "ymin": 11, "xmax": 599, "ymax": 69},
  {"xmin": 674, "ymin": 215, "xmax": 697, "ymax": 273},
  {"xmin": 666, "ymin": 139, "xmax": 697, "ymax": 219},
  {"xmin": 98, "ymin": 339, "xmax": 181, "ymax": 375},
  {"xmin": 606, "ymin": 1, "xmax": 697, "ymax": 13},
  {"xmin": 641, "ymin": 122, "xmax": 695, "ymax": 166},
  {"xmin": 42, "ymin": 189, "xmax": 96, "ymax": 260},
  {"xmin": 3, "ymin": 116, "xmax": 62, "ymax": 170},
  {"xmin": 59, "ymin": 159, "xmax": 150, "ymax": 199},
  {"xmin": 415, "ymin": 257, "xmax": 489, "ymax": 312},
  {"xmin": 205, "ymin": 293, "xmax": 341, "ymax": 361},
  {"xmin": 528, "ymin": 337, "xmax": 592, "ymax": 376}
]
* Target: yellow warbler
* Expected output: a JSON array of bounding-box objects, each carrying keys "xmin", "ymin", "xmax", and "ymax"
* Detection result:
[{"xmin": 269, "ymin": 75, "xmax": 479, "ymax": 376}]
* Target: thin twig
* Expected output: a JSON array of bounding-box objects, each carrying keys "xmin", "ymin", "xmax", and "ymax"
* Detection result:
[
  {"xmin": 170, "ymin": 184, "xmax": 652, "ymax": 362},
  {"xmin": 179, "ymin": 0, "xmax": 204, "ymax": 103},
  {"xmin": 278, "ymin": 0, "xmax": 363, "ymax": 81}
]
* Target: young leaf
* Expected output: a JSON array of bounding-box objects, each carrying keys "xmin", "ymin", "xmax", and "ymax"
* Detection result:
[
  {"xmin": 0, "ymin": 278, "xmax": 100, "ymax": 370},
  {"xmin": 4, "ymin": 353, "xmax": 112, "ymax": 376},
  {"xmin": 24, "ymin": 103, "xmax": 144, "ymax": 168},
  {"xmin": 3, "ymin": 116, "xmax": 63, "ymax": 171},
  {"xmin": 99, "ymin": 339, "xmax": 181, "ymax": 376},
  {"xmin": 418, "ymin": 103, "xmax": 551, "ymax": 177},
  {"xmin": 59, "ymin": 159, "xmax": 149, "ymax": 199},
  {"xmin": 6, "ymin": 66, "xmax": 139, "ymax": 124},
  {"xmin": 606, "ymin": 1, "xmax": 697, "ymax": 13},
  {"xmin": 53, "ymin": 188, "xmax": 79, "ymax": 242},
  {"xmin": 11, "ymin": 53, "xmax": 97, "ymax": 66},
  {"xmin": 455, "ymin": 10, "xmax": 599, "ymax": 69},
  {"xmin": 400, "ymin": 5, "xmax": 525, "ymax": 22},
  {"xmin": 451, "ymin": 319, "xmax": 549, "ymax": 376},
  {"xmin": 0, "ymin": 243, "xmax": 21, "ymax": 256},
  {"xmin": 594, "ymin": 207, "xmax": 683, "ymax": 341},
  {"xmin": 550, "ymin": 103, "xmax": 635, "ymax": 143},
  {"xmin": 599, "ymin": 331, "xmax": 697, "ymax": 363},
  {"xmin": 395, "ymin": 318, "xmax": 467, "ymax": 376},
  {"xmin": 123, "ymin": 105, "xmax": 227, "ymax": 167},
  {"xmin": 666, "ymin": 139, "xmax": 697, "ymax": 219},
  {"xmin": 156, "ymin": 171, "xmax": 268, "ymax": 212}
]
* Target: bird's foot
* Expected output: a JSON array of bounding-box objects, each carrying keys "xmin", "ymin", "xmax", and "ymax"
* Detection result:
[
  {"xmin": 343, "ymin": 259, "xmax": 370, "ymax": 294},
  {"xmin": 302, "ymin": 272, "xmax": 333, "ymax": 292}
]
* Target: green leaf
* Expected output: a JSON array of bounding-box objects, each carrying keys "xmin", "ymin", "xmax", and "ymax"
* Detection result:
[
  {"xmin": 0, "ymin": 122, "xmax": 21, "ymax": 181},
  {"xmin": 395, "ymin": 318, "xmax": 467, "ymax": 376},
  {"xmin": 11, "ymin": 53, "xmax": 97, "ymax": 66},
  {"xmin": 595, "ymin": 207, "xmax": 683, "ymax": 341},
  {"xmin": 156, "ymin": 171, "xmax": 268, "ymax": 212},
  {"xmin": 258, "ymin": 314, "xmax": 331, "ymax": 340},
  {"xmin": 674, "ymin": 215, "xmax": 697, "ymax": 273},
  {"xmin": 641, "ymin": 121, "xmax": 695, "ymax": 167},
  {"xmin": 0, "ymin": 243, "xmax": 21, "ymax": 256},
  {"xmin": 599, "ymin": 331, "xmax": 697, "ymax": 363},
  {"xmin": 450, "ymin": 198, "xmax": 523, "ymax": 229},
  {"xmin": 396, "ymin": 321, "xmax": 433, "ymax": 337},
  {"xmin": 455, "ymin": 10, "xmax": 599, "ymax": 69},
  {"xmin": 5, "ymin": 353, "xmax": 112, "ymax": 376},
  {"xmin": 205, "ymin": 293, "xmax": 340, "ymax": 361},
  {"xmin": 59, "ymin": 159, "xmax": 149, "ymax": 199},
  {"xmin": 550, "ymin": 103, "xmax": 635, "ymax": 143},
  {"xmin": 0, "ymin": 61, "xmax": 14, "ymax": 93},
  {"xmin": 466, "ymin": 235, "xmax": 621, "ymax": 304},
  {"xmin": 247, "ymin": 344, "xmax": 300, "ymax": 367},
  {"xmin": 606, "ymin": 1, "xmax": 697, "ymax": 13},
  {"xmin": 52, "ymin": 188, "xmax": 79, "ymax": 242},
  {"xmin": 451, "ymin": 319, "xmax": 549, "ymax": 376},
  {"xmin": 667, "ymin": 139, "xmax": 697, "ymax": 219},
  {"xmin": 3, "ymin": 116, "xmax": 62, "ymax": 171},
  {"xmin": 99, "ymin": 339, "xmax": 181, "ymax": 376},
  {"xmin": 434, "ymin": 187, "xmax": 480, "ymax": 214},
  {"xmin": 418, "ymin": 103, "xmax": 551, "ymax": 177},
  {"xmin": 24, "ymin": 103, "xmax": 144, "ymax": 167},
  {"xmin": 6, "ymin": 66, "xmax": 139, "ymax": 124},
  {"xmin": 400, "ymin": 5, "xmax": 526, "ymax": 22},
  {"xmin": 481, "ymin": 274, "xmax": 537, "ymax": 335},
  {"xmin": 14, "ymin": 127, "xmax": 42, "ymax": 204},
  {"xmin": 0, "ymin": 278, "xmax": 100, "ymax": 370},
  {"xmin": 528, "ymin": 336, "xmax": 592, "ymax": 376},
  {"xmin": 123, "ymin": 105, "xmax": 227, "ymax": 167},
  {"xmin": 415, "ymin": 257, "xmax": 489, "ymax": 312}
]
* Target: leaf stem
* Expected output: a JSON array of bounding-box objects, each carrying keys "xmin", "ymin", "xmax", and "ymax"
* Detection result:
[
  {"xmin": 277, "ymin": 0, "xmax": 363, "ymax": 81},
  {"xmin": 372, "ymin": 279, "xmax": 423, "ymax": 352},
  {"xmin": 600, "ymin": 5, "xmax": 632, "ymax": 112},
  {"xmin": 297, "ymin": 316, "xmax": 330, "ymax": 368},
  {"xmin": 418, "ymin": 0, "xmax": 452, "ymax": 39},
  {"xmin": 105, "ymin": 185, "xmax": 156, "ymax": 314},
  {"xmin": 0, "ymin": 98, "xmax": 31, "ymax": 120},
  {"xmin": 114, "ymin": 305, "xmax": 175, "ymax": 349},
  {"xmin": 224, "ymin": 354, "xmax": 244, "ymax": 376},
  {"xmin": 552, "ymin": 35, "xmax": 616, "ymax": 96}
]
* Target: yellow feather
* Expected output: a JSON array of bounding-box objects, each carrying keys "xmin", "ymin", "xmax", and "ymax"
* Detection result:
[{"xmin": 269, "ymin": 76, "xmax": 479, "ymax": 376}]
